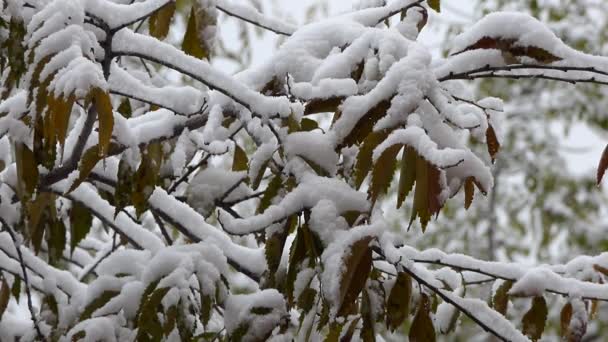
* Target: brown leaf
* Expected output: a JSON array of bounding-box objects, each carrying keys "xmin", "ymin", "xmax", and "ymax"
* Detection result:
[
  {"xmin": 386, "ymin": 272, "xmax": 412, "ymax": 332},
  {"xmin": 486, "ymin": 124, "xmax": 500, "ymax": 163},
  {"xmin": 0, "ymin": 279, "xmax": 10, "ymax": 320},
  {"xmin": 464, "ymin": 177, "xmax": 475, "ymax": 210},
  {"xmin": 232, "ymin": 144, "xmax": 248, "ymax": 172},
  {"xmin": 149, "ymin": 2, "xmax": 176, "ymax": 40},
  {"xmin": 522, "ymin": 296, "xmax": 548, "ymax": 341},
  {"xmin": 91, "ymin": 88, "xmax": 114, "ymax": 158},
  {"xmin": 410, "ymin": 154, "xmax": 429, "ymax": 230},
  {"xmin": 560, "ymin": 302, "xmax": 572, "ymax": 339},
  {"xmin": 304, "ymin": 97, "xmax": 343, "ymax": 115},
  {"xmin": 492, "ymin": 280, "xmax": 513, "ymax": 315},
  {"xmin": 409, "ymin": 294, "xmax": 436, "ymax": 342},
  {"xmin": 397, "ymin": 146, "xmax": 416, "ymax": 209},
  {"xmin": 14, "ymin": 142, "xmax": 38, "ymax": 199},
  {"xmin": 337, "ymin": 236, "xmax": 373, "ymax": 316},
  {"xmin": 340, "ymin": 100, "xmax": 390, "ymax": 148},
  {"xmin": 369, "ymin": 144, "xmax": 401, "ymax": 206},
  {"xmin": 596, "ymin": 144, "xmax": 608, "ymax": 185},
  {"xmin": 354, "ymin": 130, "xmax": 390, "ymax": 189},
  {"xmin": 428, "ymin": 0, "xmax": 440, "ymax": 12}
]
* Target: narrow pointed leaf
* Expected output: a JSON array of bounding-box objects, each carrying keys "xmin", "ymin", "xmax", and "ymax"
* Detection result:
[{"xmin": 397, "ymin": 146, "xmax": 416, "ymax": 209}]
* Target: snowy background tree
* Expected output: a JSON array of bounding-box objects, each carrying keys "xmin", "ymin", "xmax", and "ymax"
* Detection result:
[{"xmin": 1, "ymin": 0, "xmax": 608, "ymax": 341}]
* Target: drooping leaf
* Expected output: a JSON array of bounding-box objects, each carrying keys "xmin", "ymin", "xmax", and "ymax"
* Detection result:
[
  {"xmin": 117, "ymin": 98, "xmax": 132, "ymax": 118},
  {"xmin": 233, "ymin": 143, "xmax": 248, "ymax": 172},
  {"xmin": 486, "ymin": 124, "xmax": 500, "ymax": 163},
  {"xmin": 397, "ymin": 146, "xmax": 417, "ymax": 209},
  {"xmin": 464, "ymin": 177, "xmax": 475, "ymax": 209},
  {"xmin": 428, "ymin": 0, "xmax": 440, "ymax": 12},
  {"xmin": 182, "ymin": 6, "xmax": 208, "ymax": 59},
  {"xmin": 0, "ymin": 279, "xmax": 10, "ymax": 320},
  {"xmin": 386, "ymin": 272, "xmax": 412, "ymax": 332},
  {"xmin": 132, "ymin": 143, "xmax": 162, "ymax": 217},
  {"xmin": 149, "ymin": 2, "xmax": 176, "ymax": 39},
  {"xmin": 114, "ymin": 159, "xmax": 134, "ymax": 217},
  {"xmin": 340, "ymin": 317, "xmax": 361, "ymax": 342},
  {"xmin": 369, "ymin": 144, "xmax": 401, "ymax": 205},
  {"xmin": 79, "ymin": 290, "xmax": 120, "ymax": 321},
  {"xmin": 285, "ymin": 226, "xmax": 307, "ymax": 305},
  {"xmin": 560, "ymin": 302, "xmax": 572, "ymax": 339},
  {"xmin": 492, "ymin": 280, "xmax": 513, "ymax": 315},
  {"xmin": 257, "ymin": 175, "xmax": 282, "ymax": 213},
  {"xmin": 597, "ymin": 144, "xmax": 608, "ymax": 185},
  {"xmin": 361, "ymin": 288, "xmax": 377, "ymax": 342},
  {"xmin": 68, "ymin": 146, "xmax": 103, "ymax": 193},
  {"xmin": 91, "ymin": 87, "xmax": 114, "ymax": 158},
  {"xmin": 341, "ymin": 100, "xmax": 390, "ymax": 148},
  {"xmin": 522, "ymin": 296, "xmax": 548, "ymax": 341},
  {"xmin": 11, "ymin": 277, "xmax": 21, "ymax": 302},
  {"xmin": 409, "ymin": 294, "xmax": 436, "ymax": 342},
  {"xmin": 337, "ymin": 236, "xmax": 373, "ymax": 316},
  {"xmin": 14, "ymin": 142, "xmax": 38, "ymax": 199},
  {"xmin": 47, "ymin": 218, "xmax": 66, "ymax": 265},
  {"xmin": 251, "ymin": 159, "xmax": 271, "ymax": 190},
  {"xmin": 49, "ymin": 94, "xmax": 75, "ymax": 159},
  {"xmin": 69, "ymin": 202, "xmax": 92, "ymax": 254},
  {"xmin": 136, "ymin": 287, "xmax": 171, "ymax": 340},
  {"xmin": 410, "ymin": 155, "xmax": 429, "ymax": 230},
  {"xmin": 354, "ymin": 130, "xmax": 390, "ymax": 189}
]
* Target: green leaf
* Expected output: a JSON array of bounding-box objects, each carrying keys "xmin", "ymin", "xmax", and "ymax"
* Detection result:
[
  {"xmin": 397, "ymin": 146, "xmax": 416, "ymax": 209},
  {"xmin": 369, "ymin": 144, "xmax": 401, "ymax": 205},
  {"xmin": 132, "ymin": 143, "xmax": 162, "ymax": 217},
  {"xmin": 409, "ymin": 294, "xmax": 436, "ymax": 342},
  {"xmin": 386, "ymin": 272, "xmax": 412, "ymax": 332},
  {"xmin": 251, "ymin": 159, "xmax": 271, "ymax": 190},
  {"xmin": 337, "ymin": 236, "xmax": 373, "ymax": 316},
  {"xmin": 70, "ymin": 202, "xmax": 92, "ymax": 254},
  {"xmin": 233, "ymin": 144, "xmax": 249, "ymax": 172},
  {"xmin": 149, "ymin": 2, "xmax": 176, "ymax": 39},
  {"xmin": 522, "ymin": 296, "xmax": 548, "ymax": 341},
  {"xmin": 492, "ymin": 280, "xmax": 513, "ymax": 315},
  {"xmin": 297, "ymin": 288, "xmax": 317, "ymax": 313}
]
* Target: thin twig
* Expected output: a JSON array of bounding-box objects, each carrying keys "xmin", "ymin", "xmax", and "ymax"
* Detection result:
[{"xmin": 1, "ymin": 220, "xmax": 47, "ymax": 341}]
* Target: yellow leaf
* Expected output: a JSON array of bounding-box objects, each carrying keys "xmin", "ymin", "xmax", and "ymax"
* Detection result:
[
  {"xmin": 182, "ymin": 6, "xmax": 208, "ymax": 59},
  {"xmin": 149, "ymin": 2, "xmax": 176, "ymax": 40},
  {"xmin": 232, "ymin": 144, "xmax": 248, "ymax": 172},
  {"xmin": 68, "ymin": 146, "xmax": 104, "ymax": 193},
  {"xmin": 386, "ymin": 272, "xmax": 412, "ymax": 332},
  {"xmin": 428, "ymin": 0, "xmax": 440, "ymax": 12},
  {"xmin": 522, "ymin": 296, "xmax": 548, "ymax": 341},
  {"xmin": 91, "ymin": 88, "xmax": 114, "ymax": 158}
]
